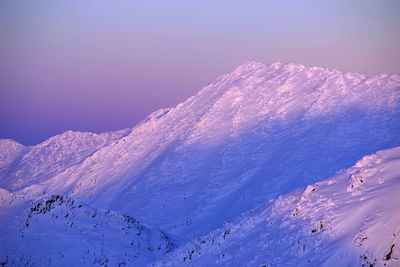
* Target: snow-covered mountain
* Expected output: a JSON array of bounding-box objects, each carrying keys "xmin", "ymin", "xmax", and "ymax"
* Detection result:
[{"xmin": 0, "ymin": 60, "xmax": 399, "ymax": 266}]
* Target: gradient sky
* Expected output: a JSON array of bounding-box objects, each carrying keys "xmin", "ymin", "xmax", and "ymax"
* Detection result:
[{"xmin": 1, "ymin": 1, "xmax": 399, "ymax": 145}]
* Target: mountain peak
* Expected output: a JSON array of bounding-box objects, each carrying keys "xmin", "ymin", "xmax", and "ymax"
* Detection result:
[
  {"xmin": 233, "ymin": 60, "xmax": 396, "ymax": 80},
  {"xmin": 237, "ymin": 59, "xmax": 265, "ymax": 67},
  {"xmin": 233, "ymin": 60, "xmax": 333, "ymax": 79}
]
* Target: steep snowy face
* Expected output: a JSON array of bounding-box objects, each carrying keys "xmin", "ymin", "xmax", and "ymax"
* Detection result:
[
  {"xmin": 158, "ymin": 146, "xmax": 400, "ymax": 267},
  {"xmin": 0, "ymin": 129, "xmax": 131, "ymax": 191},
  {"xmin": 25, "ymin": 61, "xmax": 399, "ymax": 239},
  {"xmin": 191, "ymin": 61, "xmax": 400, "ymax": 148}
]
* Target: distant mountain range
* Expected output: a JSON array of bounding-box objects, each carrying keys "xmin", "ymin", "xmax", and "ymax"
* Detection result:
[{"xmin": 1, "ymin": 61, "xmax": 399, "ymax": 266}]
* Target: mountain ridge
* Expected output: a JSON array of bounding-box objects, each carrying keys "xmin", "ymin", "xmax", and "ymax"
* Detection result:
[
  {"xmin": 1, "ymin": 60, "xmax": 399, "ymax": 147},
  {"xmin": 4, "ymin": 60, "xmax": 399, "ymax": 234},
  {"xmin": 0, "ymin": 60, "xmax": 399, "ymax": 266}
]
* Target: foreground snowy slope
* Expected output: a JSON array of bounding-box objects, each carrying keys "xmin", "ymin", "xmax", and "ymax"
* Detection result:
[
  {"xmin": 157, "ymin": 146, "xmax": 400, "ymax": 266},
  {"xmin": 0, "ymin": 193, "xmax": 176, "ymax": 266},
  {"xmin": 0, "ymin": 60, "xmax": 399, "ymax": 265}
]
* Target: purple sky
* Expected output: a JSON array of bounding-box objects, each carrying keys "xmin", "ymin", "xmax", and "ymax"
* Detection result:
[{"xmin": 1, "ymin": 1, "xmax": 399, "ymax": 145}]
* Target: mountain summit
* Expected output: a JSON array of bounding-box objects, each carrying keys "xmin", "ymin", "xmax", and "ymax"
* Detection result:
[{"xmin": 1, "ymin": 61, "xmax": 399, "ymax": 266}]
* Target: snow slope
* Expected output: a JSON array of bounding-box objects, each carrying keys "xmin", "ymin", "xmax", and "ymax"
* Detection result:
[
  {"xmin": 0, "ymin": 193, "xmax": 176, "ymax": 266},
  {"xmin": 157, "ymin": 146, "xmax": 400, "ymax": 266},
  {"xmin": 0, "ymin": 60, "xmax": 399, "ymax": 266}
]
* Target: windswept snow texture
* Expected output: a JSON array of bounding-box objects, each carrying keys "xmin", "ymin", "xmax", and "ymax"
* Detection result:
[
  {"xmin": 0, "ymin": 61, "xmax": 399, "ymax": 266},
  {"xmin": 0, "ymin": 194, "xmax": 176, "ymax": 266},
  {"xmin": 157, "ymin": 146, "xmax": 400, "ymax": 266}
]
